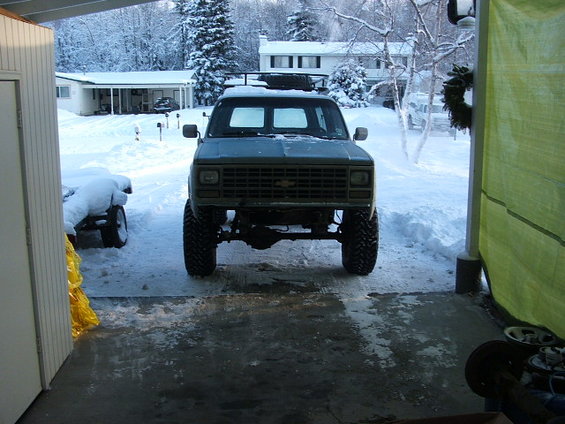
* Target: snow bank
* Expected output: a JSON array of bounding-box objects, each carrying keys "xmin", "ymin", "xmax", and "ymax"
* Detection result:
[
  {"xmin": 386, "ymin": 207, "xmax": 466, "ymax": 260},
  {"xmin": 341, "ymin": 106, "xmax": 469, "ymax": 263}
]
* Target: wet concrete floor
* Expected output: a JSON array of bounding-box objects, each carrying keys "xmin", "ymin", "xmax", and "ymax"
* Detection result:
[{"xmin": 18, "ymin": 291, "xmax": 502, "ymax": 423}]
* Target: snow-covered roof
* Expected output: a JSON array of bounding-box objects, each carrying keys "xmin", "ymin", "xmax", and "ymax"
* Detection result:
[
  {"xmin": 56, "ymin": 70, "xmax": 196, "ymax": 86},
  {"xmin": 259, "ymin": 41, "xmax": 412, "ymax": 57}
]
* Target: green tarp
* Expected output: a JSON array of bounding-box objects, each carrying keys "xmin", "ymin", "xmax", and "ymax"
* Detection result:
[{"xmin": 480, "ymin": 0, "xmax": 565, "ymax": 338}]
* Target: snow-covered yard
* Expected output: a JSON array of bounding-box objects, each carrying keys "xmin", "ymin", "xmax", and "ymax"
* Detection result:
[{"xmin": 58, "ymin": 105, "xmax": 471, "ymax": 298}]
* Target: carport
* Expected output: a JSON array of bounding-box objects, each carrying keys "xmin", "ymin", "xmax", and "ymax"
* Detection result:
[
  {"xmin": 0, "ymin": 0, "xmax": 563, "ymax": 423},
  {"xmin": 56, "ymin": 70, "xmax": 196, "ymax": 115}
]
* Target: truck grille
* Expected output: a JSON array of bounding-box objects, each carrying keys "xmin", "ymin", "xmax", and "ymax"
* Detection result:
[{"xmin": 222, "ymin": 167, "xmax": 348, "ymax": 200}]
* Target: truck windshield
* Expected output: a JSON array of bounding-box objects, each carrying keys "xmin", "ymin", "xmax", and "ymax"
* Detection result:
[{"xmin": 207, "ymin": 97, "xmax": 350, "ymax": 140}]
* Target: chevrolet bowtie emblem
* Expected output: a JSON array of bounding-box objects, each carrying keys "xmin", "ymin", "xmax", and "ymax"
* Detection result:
[{"xmin": 275, "ymin": 179, "xmax": 296, "ymax": 188}]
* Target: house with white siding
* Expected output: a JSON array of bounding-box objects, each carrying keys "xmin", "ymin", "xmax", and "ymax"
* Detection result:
[
  {"xmin": 258, "ymin": 35, "xmax": 413, "ymax": 103},
  {"xmin": 56, "ymin": 70, "xmax": 196, "ymax": 115}
]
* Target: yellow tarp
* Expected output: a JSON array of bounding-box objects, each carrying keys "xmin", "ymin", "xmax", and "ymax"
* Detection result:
[
  {"xmin": 481, "ymin": 0, "xmax": 565, "ymax": 338},
  {"xmin": 66, "ymin": 236, "xmax": 99, "ymax": 337}
]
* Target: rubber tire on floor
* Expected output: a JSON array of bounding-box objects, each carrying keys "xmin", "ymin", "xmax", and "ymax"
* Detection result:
[
  {"xmin": 341, "ymin": 208, "xmax": 378, "ymax": 275},
  {"xmin": 183, "ymin": 199, "xmax": 218, "ymax": 276},
  {"xmin": 465, "ymin": 340, "xmax": 524, "ymax": 399},
  {"xmin": 101, "ymin": 205, "xmax": 128, "ymax": 248}
]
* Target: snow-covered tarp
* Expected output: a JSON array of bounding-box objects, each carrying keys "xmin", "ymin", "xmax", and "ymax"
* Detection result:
[{"xmin": 62, "ymin": 168, "xmax": 131, "ymax": 235}]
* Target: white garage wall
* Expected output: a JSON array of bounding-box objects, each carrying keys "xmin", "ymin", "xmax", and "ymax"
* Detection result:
[{"xmin": 0, "ymin": 14, "xmax": 73, "ymax": 387}]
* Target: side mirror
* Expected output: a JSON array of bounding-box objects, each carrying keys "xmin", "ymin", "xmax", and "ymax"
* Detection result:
[
  {"xmin": 447, "ymin": 0, "xmax": 475, "ymax": 26},
  {"xmin": 183, "ymin": 124, "xmax": 199, "ymax": 139},
  {"xmin": 353, "ymin": 127, "xmax": 368, "ymax": 141}
]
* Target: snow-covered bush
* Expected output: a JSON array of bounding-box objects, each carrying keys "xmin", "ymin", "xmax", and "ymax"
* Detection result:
[{"xmin": 328, "ymin": 60, "xmax": 369, "ymax": 108}]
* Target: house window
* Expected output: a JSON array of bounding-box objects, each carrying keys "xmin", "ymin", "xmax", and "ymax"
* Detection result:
[
  {"xmin": 298, "ymin": 56, "xmax": 321, "ymax": 69},
  {"xmin": 56, "ymin": 86, "xmax": 70, "ymax": 98},
  {"xmin": 271, "ymin": 55, "xmax": 294, "ymax": 68},
  {"xmin": 358, "ymin": 57, "xmax": 379, "ymax": 69},
  {"xmin": 391, "ymin": 56, "xmax": 409, "ymax": 67}
]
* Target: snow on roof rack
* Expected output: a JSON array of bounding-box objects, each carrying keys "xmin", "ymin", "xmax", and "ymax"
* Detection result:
[{"xmin": 224, "ymin": 72, "xmax": 329, "ymax": 93}]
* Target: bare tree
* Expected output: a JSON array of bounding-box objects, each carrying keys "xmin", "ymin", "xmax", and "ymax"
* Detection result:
[
  {"xmin": 322, "ymin": 0, "xmax": 474, "ymax": 162},
  {"xmin": 408, "ymin": 0, "xmax": 473, "ymax": 163},
  {"xmin": 321, "ymin": 0, "xmax": 413, "ymax": 159}
]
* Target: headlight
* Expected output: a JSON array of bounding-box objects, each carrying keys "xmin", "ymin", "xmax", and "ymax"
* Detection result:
[
  {"xmin": 199, "ymin": 170, "xmax": 219, "ymax": 185},
  {"xmin": 350, "ymin": 171, "xmax": 370, "ymax": 186}
]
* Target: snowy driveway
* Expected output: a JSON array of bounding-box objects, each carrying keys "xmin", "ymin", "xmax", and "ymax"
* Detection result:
[
  {"xmin": 58, "ymin": 106, "xmax": 468, "ymax": 300},
  {"xmin": 43, "ymin": 107, "xmax": 492, "ymax": 422}
]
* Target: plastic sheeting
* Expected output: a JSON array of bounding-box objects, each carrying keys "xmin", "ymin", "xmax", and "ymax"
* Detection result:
[
  {"xmin": 480, "ymin": 0, "xmax": 564, "ymax": 338},
  {"xmin": 66, "ymin": 236, "xmax": 99, "ymax": 337}
]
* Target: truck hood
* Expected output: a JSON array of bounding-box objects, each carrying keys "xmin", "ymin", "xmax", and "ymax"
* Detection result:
[{"xmin": 194, "ymin": 136, "xmax": 373, "ymax": 165}]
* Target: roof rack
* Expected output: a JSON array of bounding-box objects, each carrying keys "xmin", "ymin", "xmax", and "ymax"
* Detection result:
[{"xmin": 224, "ymin": 72, "xmax": 329, "ymax": 93}]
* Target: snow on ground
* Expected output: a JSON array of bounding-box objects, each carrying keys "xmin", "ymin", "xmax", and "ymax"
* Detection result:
[{"xmin": 58, "ymin": 105, "xmax": 471, "ymax": 298}]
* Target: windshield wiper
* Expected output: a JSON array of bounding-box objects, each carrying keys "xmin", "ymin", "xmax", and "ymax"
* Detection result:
[
  {"xmin": 277, "ymin": 132, "xmax": 342, "ymax": 140},
  {"xmin": 220, "ymin": 131, "xmax": 278, "ymax": 138},
  {"xmin": 221, "ymin": 130, "xmax": 259, "ymax": 137},
  {"xmin": 313, "ymin": 135, "xmax": 335, "ymax": 140},
  {"xmin": 277, "ymin": 132, "xmax": 312, "ymax": 137}
]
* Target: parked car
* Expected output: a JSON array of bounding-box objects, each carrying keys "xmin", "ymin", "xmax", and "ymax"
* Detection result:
[
  {"xmin": 181, "ymin": 85, "xmax": 378, "ymax": 277},
  {"xmin": 407, "ymin": 93, "xmax": 455, "ymax": 135},
  {"xmin": 153, "ymin": 97, "xmax": 180, "ymax": 113}
]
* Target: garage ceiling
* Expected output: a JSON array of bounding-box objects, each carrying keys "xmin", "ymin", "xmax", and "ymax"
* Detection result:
[{"xmin": 0, "ymin": 0, "xmax": 159, "ymax": 23}]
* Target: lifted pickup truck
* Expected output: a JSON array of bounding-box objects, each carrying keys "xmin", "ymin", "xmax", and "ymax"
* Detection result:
[{"xmin": 183, "ymin": 86, "xmax": 377, "ymax": 276}]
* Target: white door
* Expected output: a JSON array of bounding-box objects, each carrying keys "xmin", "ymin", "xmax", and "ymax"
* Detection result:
[{"xmin": 0, "ymin": 80, "xmax": 42, "ymax": 424}]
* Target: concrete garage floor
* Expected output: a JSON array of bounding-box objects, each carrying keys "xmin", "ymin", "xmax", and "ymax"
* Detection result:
[{"xmin": 18, "ymin": 291, "xmax": 503, "ymax": 424}]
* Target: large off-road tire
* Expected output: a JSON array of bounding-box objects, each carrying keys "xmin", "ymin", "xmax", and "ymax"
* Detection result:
[
  {"xmin": 341, "ymin": 208, "xmax": 379, "ymax": 275},
  {"xmin": 101, "ymin": 205, "xmax": 128, "ymax": 248},
  {"xmin": 183, "ymin": 199, "xmax": 218, "ymax": 276}
]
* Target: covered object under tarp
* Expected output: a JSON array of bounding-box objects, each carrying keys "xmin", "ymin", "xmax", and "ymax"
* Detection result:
[{"xmin": 476, "ymin": 0, "xmax": 564, "ymax": 338}]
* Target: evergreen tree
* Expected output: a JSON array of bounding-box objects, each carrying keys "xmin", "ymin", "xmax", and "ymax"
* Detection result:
[
  {"xmin": 287, "ymin": 0, "xmax": 319, "ymax": 41},
  {"xmin": 52, "ymin": 20, "xmax": 83, "ymax": 72},
  {"xmin": 187, "ymin": 0, "xmax": 237, "ymax": 105},
  {"xmin": 328, "ymin": 60, "xmax": 369, "ymax": 108},
  {"xmin": 172, "ymin": 0, "xmax": 192, "ymax": 70}
]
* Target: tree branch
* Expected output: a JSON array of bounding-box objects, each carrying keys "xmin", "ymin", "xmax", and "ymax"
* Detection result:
[{"xmin": 318, "ymin": 2, "xmax": 391, "ymax": 37}]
